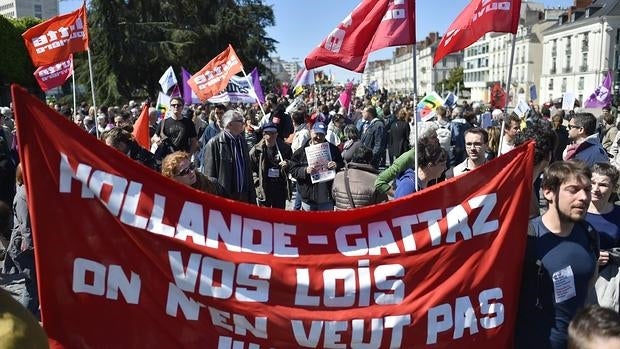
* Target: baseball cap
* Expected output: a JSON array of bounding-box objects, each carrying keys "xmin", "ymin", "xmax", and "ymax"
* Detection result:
[
  {"xmin": 262, "ymin": 122, "xmax": 277, "ymax": 133},
  {"xmin": 312, "ymin": 122, "xmax": 326, "ymax": 134}
]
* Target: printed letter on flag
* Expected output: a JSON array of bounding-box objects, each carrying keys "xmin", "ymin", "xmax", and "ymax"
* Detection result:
[
  {"xmin": 305, "ymin": 0, "xmax": 415, "ymax": 73},
  {"xmin": 187, "ymin": 45, "xmax": 243, "ymax": 101},
  {"xmin": 434, "ymin": 0, "xmax": 521, "ymax": 65},
  {"xmin": 12, "ymin": 83, "xmax": 534, "ymax": 348},
  {"xmin": 33, "ymin": 55, "xmax": 73, "ymax": 92},
  {"xmin": 22, "ymin": 4, "xmax": 89, "ymax": 67}
]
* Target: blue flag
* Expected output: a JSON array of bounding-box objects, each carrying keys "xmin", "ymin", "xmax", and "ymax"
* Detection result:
[{"xmin": 529, "ymin": 84, "xmax": 537, "ymax": 101}]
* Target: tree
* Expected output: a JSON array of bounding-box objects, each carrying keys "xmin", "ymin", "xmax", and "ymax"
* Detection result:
[
  {"xmin": 79, "ymin": 0, "xmax": 277, "ymax": 105},
  {"xmin": 435, "ymin": 67, "xmax": 464, "ymax": 95}
]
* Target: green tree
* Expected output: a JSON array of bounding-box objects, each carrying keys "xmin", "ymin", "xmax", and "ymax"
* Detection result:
[
  {"xmin": 79, "ymin": 0, "xmax": 277, "ymax": 105},
  {"xmin": 0, "ymin": 16, "xmax": 41, "ymax": 103},
  {"xmin": 435, "ymin": 67, "xmax": 464, "ymax": 95}
]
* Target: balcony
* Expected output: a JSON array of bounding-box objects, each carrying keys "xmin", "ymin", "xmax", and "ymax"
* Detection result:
[
  {"xmin": 552, "ymin": 47, "xmax": 557, "ymax": 56},
  {"xmin": 581, "ymin": 43, "xmax": 588, "ymax": 52},
  {"xmin": 580, "ymin": 65, "xmax": 588, "ymax": 72},
  {"xmin": 563, "ymin": 67, "xmax": 572, "ymax": 73},
  {"xmin": 550, "ymin": 68, "xmax": 557, "ymax": 74},
  {"xmin": 565, "ymin": 47, "xmax": 572, "ymax": 55},
  {"xmin": 548, "ymin": 84, "xmax": 553, "ymax": 90}
]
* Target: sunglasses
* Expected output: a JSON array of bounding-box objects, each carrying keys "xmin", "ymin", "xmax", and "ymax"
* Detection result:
[{"xmin": 176, "ymin": 163, "xmax": 195, "ymax": 177}]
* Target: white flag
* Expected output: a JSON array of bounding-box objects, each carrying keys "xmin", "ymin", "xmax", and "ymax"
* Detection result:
[
  {"xmin": 158, "ymin": 66, "xmax": 178, "ymax": 93},
  {"xmin": 355, "ymin": 83, "xmax": 366, "ymax": 98}
]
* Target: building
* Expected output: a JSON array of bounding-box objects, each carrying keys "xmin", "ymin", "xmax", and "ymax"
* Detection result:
[
  {"xmin": 0, "ymin": 0, "xmax": 58, "ymax": 19},
  {"xmin": 463, "ymin": 33, "xmax": 491, "ymax": 102},
  {"xmin": 541, "ymin": 0, "xmax": 620, "ymax": 105},
  {"xmin": 265, "ymin": 56, "xmax": 292, "ymax": 83},
  {"xmin": 417, "ymin": 33, "xmax": 463, "ymax": 96}
]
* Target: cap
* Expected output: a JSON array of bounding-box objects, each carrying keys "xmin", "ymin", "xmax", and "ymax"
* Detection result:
[
  {"xmin": 312, "ymin": 122, "xmax": 326, "ymax": 134},
  {"xmin": 262, "ymin": 122, "xmax": 277, "ymax": 133}
]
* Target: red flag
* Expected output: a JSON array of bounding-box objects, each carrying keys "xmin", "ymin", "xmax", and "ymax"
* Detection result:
[
  {"xmin": 132, "ymin": 104, "xmax": 150, "ymax": 150},
  {"xmin": 490, "ymin": 82, "xmax": 507, "ymax": 109},
  {"xmin": 434, "ymin": 0, "xmax": 521, "ymax": 65},
  {"xmin": 187, "ymin": 44, "xmax": 243, "ymax": 102},
  {"xmin": 33, "ymin": 55, "xmax": 73, "ymax": 92},
  {"xmin": 13, "ymin": 83, "xmax": 535, "ymax": 348},
  {"xmin": 22, "ymin": 3, "xmax": 89, "ymax": 67},
  {"xmin": 305, "ymin": 0, "xmax": 415, "ymax": 73}
]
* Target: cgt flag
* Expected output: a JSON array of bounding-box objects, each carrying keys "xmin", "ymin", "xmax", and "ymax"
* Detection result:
[
  {"xmin": 434, "ymin": 0, "xmax": 521, "ymax": 65},
  {"xmin": 188, "ymin": 45, "xmax": 243, "ymax": 102},
  {"xmin": 22, "ymin": 3, "xmax": 89, "ymax": 67},
  {"xmin": 12, "ymin": 82, "xmax": 536, "ymax": 349},
  {"xmin": 305, "ymin": 0, "xmax": 415, "ymax": 73},
  {"xmin": 33, "ymin": 55, "xmax": 73, "ymax": 92}
]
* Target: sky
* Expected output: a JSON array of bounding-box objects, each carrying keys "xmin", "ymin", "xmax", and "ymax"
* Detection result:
[{"xmin": 60, "ymin": 0, "xmax": 574, "ymax": 82}]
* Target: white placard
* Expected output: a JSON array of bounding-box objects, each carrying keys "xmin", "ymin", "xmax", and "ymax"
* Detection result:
[
  {"xmin": 305, "ymin": 142, "xmax": 335, "ymax": 184},
  {"xmin": 514, "ymin": 100, "xmax": 531, "ymax": 119},
  {"xmin": 562, "ymin": 92, "xmax": 576, "ymax": 111}
]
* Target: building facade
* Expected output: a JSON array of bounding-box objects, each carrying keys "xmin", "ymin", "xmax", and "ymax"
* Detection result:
[
  {"xmin": 0, "ymin": 0, "xmax": 58, "ymax": 19},
  {"xmin": 541, "ymin": 0, "xmax": 620, "ymax": 105}
]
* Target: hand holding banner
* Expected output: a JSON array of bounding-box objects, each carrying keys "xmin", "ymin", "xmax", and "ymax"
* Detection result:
[{"xmin": 188, "ymin": 45, "xmax": 243, "ymax": 102}]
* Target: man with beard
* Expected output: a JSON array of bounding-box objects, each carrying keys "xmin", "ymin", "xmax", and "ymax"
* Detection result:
[
  {"xmin": 446, "ymin": 127, "xmax": 488, "ymax": 178},
  {"xmin": 515, "ymin": 160, "xmax": 599, "ymax": 349}
]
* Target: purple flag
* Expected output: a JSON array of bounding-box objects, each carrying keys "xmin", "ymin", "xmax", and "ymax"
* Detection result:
[
  {"xmin": 584, "ymin": 71, "xmax": 613, "ymax": 108},
  {"xmin": 181, "ymin": 67, "xmax": 200, "ymax": 105},
  {"xmin": 250, "ymin": 67, "xmax": 265, "ymax": 104}
]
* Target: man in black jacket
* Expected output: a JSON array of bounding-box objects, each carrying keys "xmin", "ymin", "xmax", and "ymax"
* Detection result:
[
  {"xmin": 290, "ymin": 122, "xmax": 344, "ymax": 211},
  {"xmin": 359, "ymin": 106, "xmax": 385, "ymax": 169}
]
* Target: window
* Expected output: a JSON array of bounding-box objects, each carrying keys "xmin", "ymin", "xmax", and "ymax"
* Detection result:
[
  {"xmin": 34, "ymin": 4, "xmax": 42, "ymax": 19},
  {"xmin": 549, "ymin": 78, "xmax": 554, "ymax": 90},
  {"xmin": 561, "ymin": 78, "xmax": 567, "ymax": 93},
  {"xmin": 578, "ymin": 77, "xmax": 585, "ymax": 90}
]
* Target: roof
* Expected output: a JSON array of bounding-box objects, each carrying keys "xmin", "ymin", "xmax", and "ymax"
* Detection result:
[{"xmin": 543, "ymin": 0, "xmax": 620, "ymax": 34}]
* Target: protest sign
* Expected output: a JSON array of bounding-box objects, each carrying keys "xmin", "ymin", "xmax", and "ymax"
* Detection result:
[
  {"xmin": 305, "ymin": 142, "xmax": 336, "ymax": 184},
  {"xmin": 12, "ymin": 84, "xmax": 534, "ymax": 348},
  {"xmin": 562, "ymin": 92, "xmax": 576, "ymax": 111},
  {"xmin": 513, "ymin": 100, "xmax": 530, "ymax": 119},
  {"xmin": 208, "ymin": 76, "xmax": 260, "ymax": 104}
]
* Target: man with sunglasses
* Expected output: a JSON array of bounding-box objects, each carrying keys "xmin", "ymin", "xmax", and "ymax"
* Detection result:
[
  {"xmin": 152, "ymin": 97, "xmax": 198, "ymax": 156},
  {"xmin": 563, "ymin": 113, "xmax": 609, "ymax": 167}
]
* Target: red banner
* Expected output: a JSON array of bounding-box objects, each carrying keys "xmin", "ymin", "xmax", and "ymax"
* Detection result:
[
  {"xmin": 305, "ymin": 0, "xmax": 415, "ymax": 73},
  {"xmin": 434, "ymin": 0, "xmax": 521, "ymax": 65},
  {"xmin": 188, "ymin": 45, "xmax": 243, "ymax": 102},
  {"xmin": 12, "ymin": 84, "xmax": 534, "ymax": 348},
  {"xmin": 22, "ymin": 4, "xmax": 89, "ymax": 67},
  {"xmin": 33, "ymin": 55, "xmax": 73, "ymax": 92}
]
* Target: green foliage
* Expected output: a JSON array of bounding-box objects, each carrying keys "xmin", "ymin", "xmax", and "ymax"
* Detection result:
[
  {"xmin": 79, "ymin": 0, "xmax": 277, "ymax": 105},
  {"xmin": 0, "ymin": 16, "xmax": 41, "ymax": 88},
  {"xmin": 436, "ymin": 67, "xmax": 464, "ymax": 94}
]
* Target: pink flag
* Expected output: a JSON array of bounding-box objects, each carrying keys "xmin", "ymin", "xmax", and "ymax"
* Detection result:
[
  {"xmin": 305, "ymin": 0, "xmax": 415, "ymax": 73},
  {"xmin": 33, "ymin": 55, "xmax": 73, "ymax": 91},
  {"xmin": 338, "ymin": 82, "xmax": 354, "ymax": 109}
]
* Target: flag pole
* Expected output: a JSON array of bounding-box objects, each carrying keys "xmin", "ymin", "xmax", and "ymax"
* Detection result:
[
  {"xmin": 412, "ymin": 42, "xmax": 419, "ymax": 192},
  {"xmin": 498, "ymin": 33, "xmax": 517, "ymax": 155},
  {"xmin": 87, "ymin": 48, "xmax": 98, "ymax": 138},
  {"xmin": 240, "ymin": 67, "xmax": 267, "ymax": 118},
  {"xmin": 71, "ymin": 62, "xmax": 77, "ymax": 122}
]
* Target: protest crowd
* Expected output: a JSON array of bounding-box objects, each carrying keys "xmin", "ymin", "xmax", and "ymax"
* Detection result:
[{"xmin": 2, "ymin": 0, "xmax": 620, "ymax": 348}]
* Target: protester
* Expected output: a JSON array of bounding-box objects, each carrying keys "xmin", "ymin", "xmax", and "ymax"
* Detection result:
[
  {"xmin": 585, "ymin": 162, "xmax": 620, "ymax": 310},
  {"xmin": 500, "ymin": 113, "xmax": 521, "ymax": 154},
  {"xmin": 249, "ymin": 122, "xmax": 292, "ymax": 209},
  {"xmin": 516, "ymin": 160, "xmax": 598, "ymax": 349},
  {"xmin": 259, "ymin": 93, "xmax": 294, "ymax": 141},
  {"xmin": 485, "ymin": 125, "xmax": 499, "ymax": 160},
  {"xmin": 388, "ymin": 108, "xmax": 411, "ymax": 163},
  {"xmin": 567, "ymin": 305, "xmax": 620, "ymax": 349},
  {"xmin": 202, "ymin": 110, "xmax": 256, "ymax": 204},
  {"xmin": 326, "ymin": 113, "xmax": 345, "ymax": 149},
  {"xmin": 446, "ymin": 127, "xmax": 489, "ymax": 178},
  {"xmin": 161, "ymin": 151, "xmax": 224, "ymax": 196},
  {"xmin": 0, "ymin": 287, "xmax": 49, "ymax": 348},
  {"xmin": 563, "ymin": 113, "xmax": 609, "ymax": 166},
  {"xmin": 450, "ymin": 107, "xmax": 473, "ymax": 165},
  {"xmin": 290, "ymin": 122, "xmax": 344, "ymax": 211},
  {"xmin": 600, "ymin": 110, "xmax": 618, "ymax": 155},
  {"xmin": 332, "ymin": 145, "xmax": 387, "ymax": 209},
  {"xmin": 341, "ymin": 124, "xmax": 363, "ymax": 163},
  {"xmin": 393, "ymin": 137, "xmax": 447, "ymax": 198},
  {"xmin": 101, "ymin": 127, "xmax": 158, "ymax": 171},
  {"xmin": 152, "ymin": 96, "xmax": 199, "ymax": 157},
  {"xmin": 359, "ymin": 106, "xmax": 385, "ymax": 169},
  {"xmin": 552, "ymin": 113, "xmax": 570, "ymax": 162}
]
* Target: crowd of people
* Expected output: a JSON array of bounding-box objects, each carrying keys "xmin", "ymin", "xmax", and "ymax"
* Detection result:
[{"xmin": 0, "ymin": 85, "xmax": 620, "ymax": 347}]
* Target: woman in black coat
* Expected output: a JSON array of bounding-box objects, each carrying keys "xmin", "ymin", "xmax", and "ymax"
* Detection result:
[{"xmin": 388, "ymin": 108, "xmax": 411, "ymax": 162}]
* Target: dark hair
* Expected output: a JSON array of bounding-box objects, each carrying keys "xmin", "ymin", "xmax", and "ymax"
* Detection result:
[
  {"xmin": 591, "ymin": 162, "xmax": 620, "ymax": 188},
  {"xmin": 351, "ymin": 145, "xmax": 373, "ymax": 164},
  {"xmin": 417, "ymin": 136, "xmax": 445, "ymax": 167},
  {"xmin": 503, "ymin": 113, "xmax": 521, "ymax": 130},
  {"xmin": 464, "ymin": 127, "xmax": 489, "ymax": 144},
  {"xmin": 344, "ymin": 124, "xmax": 360, "ymax": 141},
  {"xmin": 0, "ymin": 201, "xmax": 9, "ymax": 241},
  {"xmin": 364, "ymin": 106, "xmax": 377, "ymax": 118},
  {"xmin": 170, "ymin": 96, "xmax": 184, "ymax": 106},
  {"xmin": 101, "ymin": 127, "xmax": 132, "ymax": 150},
  {"xmin": 602, "ymin": 112, "xmax": 615, "ymax": 125},
  {"xmin": 571, "ymin": 113, "xmax": 597, "ymax": 135},
  {"xmin": 515, "ymin": 123, "xmax": 557, "ymax": 166},
  {"xmin": 292, "ymin": 111, "xmax": 306, "ymax": 126},
  {"xmin": 541, "ymin": 160, "xmax": 591, "ymax": 194},
  {"xmin": 568, "ymin": 306, "xmax": 620, "ymax": 349}
]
